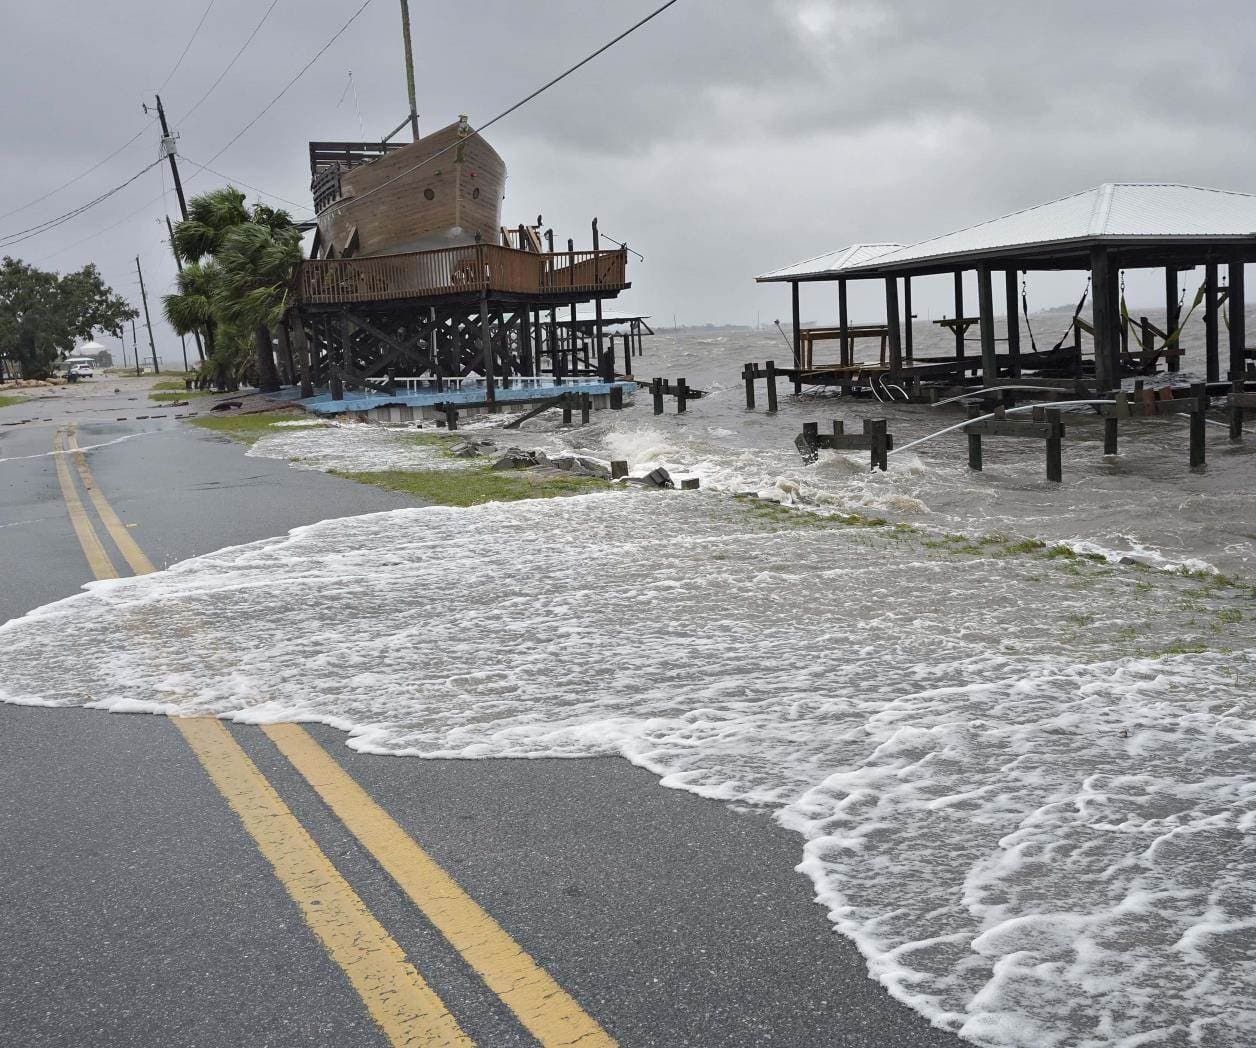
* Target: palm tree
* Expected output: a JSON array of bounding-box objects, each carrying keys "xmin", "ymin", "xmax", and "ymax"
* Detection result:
[
  {"xmin": 213, "ymin": 221, "xmax": 302, "ymax": 393},
  {"xmin": 163, "ymin": 260, "xmax": 219, "ymax": 362},
  {"xmin": 171, "ymin": 187, "xmax": 249, "ymax": 263},
  {"xmin": 163, "ymin": 188, "xmax": 301, "ymax": 392}
]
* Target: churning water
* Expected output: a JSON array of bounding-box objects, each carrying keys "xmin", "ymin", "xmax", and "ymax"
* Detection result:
[{"xmin": 2, "ymin": 309, "xmax": 1254, "ymax": 1047}]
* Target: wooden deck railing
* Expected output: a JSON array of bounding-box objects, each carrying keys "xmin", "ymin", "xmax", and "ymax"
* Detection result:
[{"xmin": 297, "ymin": 244, "xmax": 628, "ymax": 304}]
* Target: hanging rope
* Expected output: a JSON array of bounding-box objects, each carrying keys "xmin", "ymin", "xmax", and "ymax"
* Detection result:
[
  {"xmin": 1020, "ymin": 271, "xmax": 1040, "ymax": 352},
  {"xmin": 1050, "ymin": 276, "xmax": 1091, "ymax": 351}
]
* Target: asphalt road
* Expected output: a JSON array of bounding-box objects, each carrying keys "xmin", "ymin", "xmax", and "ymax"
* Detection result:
[{"xmin": 0, "ymin": 378, "xmax": 968, "ymax": 1047}]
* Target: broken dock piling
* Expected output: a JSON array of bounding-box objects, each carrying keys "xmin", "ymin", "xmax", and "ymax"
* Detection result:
[{"xmin": 796, "ymin": 418, "xmax": 892, "ymax": 471}]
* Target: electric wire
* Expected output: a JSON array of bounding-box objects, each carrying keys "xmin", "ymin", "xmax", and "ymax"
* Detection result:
[
  {"xmin": 0, "ymin": 158, "xmax": 165, "ymax": 249},
  {"xmin": 202, "ymin": 0, "xmax": 374, "ymax": 167},
  {"xmin": 180, "ymin": 155, "xmax": 313, "ymax": 213},
  {"xmin": 0, "ymin": 121, "xmax": 154, "ymax": 223},
  {"xmin": 158, "ymin": 0, "xmax": 218, "ymax": 92},
  {"xmin": 178, "ymin": 0, "xmax": 283, "ymax": 124},
  {"xmin": 340, "ymin": 0, "xmax": 682, "ymax": 214}
]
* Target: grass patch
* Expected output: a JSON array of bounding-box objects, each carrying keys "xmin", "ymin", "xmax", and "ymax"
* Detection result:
[
  {"xmin": 330, "ymin": 465, "xmax": 609, "ymax": 506},
  {"xmin": 189, "ymin": 410, "xmax": 300, "ymax": 445},
  {"xmin": 0, "ymin": 394, "xmax": 26, "ymax": 408}
]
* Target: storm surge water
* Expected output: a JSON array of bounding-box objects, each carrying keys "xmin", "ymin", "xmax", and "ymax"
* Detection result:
[{"xmin": 4, "ymin": 321, "xmax": 1256, "ymax": 1046}]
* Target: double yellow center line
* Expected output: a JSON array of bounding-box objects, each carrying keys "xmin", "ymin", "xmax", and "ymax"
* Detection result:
[{"xmin": 53, "ymin": 424, "xmax": 616, "ymax": 1047}]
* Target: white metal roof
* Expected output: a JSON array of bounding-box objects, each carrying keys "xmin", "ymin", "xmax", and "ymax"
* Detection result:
[
  {"xmin": 852, "ymin": 183, "xmax": 1256, "ymax": 272},
  {"xmin": 755, "ymin": 242, "xmax": 903, "ymax": 282}
]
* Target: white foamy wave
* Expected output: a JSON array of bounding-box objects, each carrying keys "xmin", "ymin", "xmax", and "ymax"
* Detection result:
[
  {"xmin": 1, "ymin": 493, "xmax": 1252, "ymax": 1047},
  {"xmin": 248, "ymin": 422, "xmax": 469, "ymax": 473}
]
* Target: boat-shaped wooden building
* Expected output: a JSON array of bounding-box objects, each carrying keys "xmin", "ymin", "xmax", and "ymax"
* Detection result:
[
  {"xmin": 287, "ymin": 115, "xmax": 635, "ymax": 407},
  {"xmin": 309, "ymin": 116, "xmax": 510, "ymax": 258}
]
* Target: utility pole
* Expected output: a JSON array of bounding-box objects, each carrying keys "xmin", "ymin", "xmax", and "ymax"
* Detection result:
[
  {"xmin": 155, "ymin": 97, "xmax": 206, "ymax": 367},
  {"xmin": 399, "ymin": 0, "xmax": 419, "ymax": 140},
  {"xmin": 154, "ymin": 95, "xmax": 188, "ymax": 220},
  {"xmin": 131, "ymin": 318, "xmax": 141, "ymax": 377},
  {"xmin": 135, "ymin": 256, "xmax": 161, "ymax": 375}
]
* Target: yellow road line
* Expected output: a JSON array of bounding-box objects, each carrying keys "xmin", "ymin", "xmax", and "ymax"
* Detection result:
[
  {"xmin": 52, "ymin": 427, "xmax": 118, "ymax": 581},
  {"xmin": 66, "ymin": 423, "xmax": 156, "ymax": 576},
  {"xmin": 263, "ymin": 723, "xmax": 618, "ymax": 1048},
  {"xmin": 175, "ymin": 717, "xmax": 474, "ymax": 1048}
]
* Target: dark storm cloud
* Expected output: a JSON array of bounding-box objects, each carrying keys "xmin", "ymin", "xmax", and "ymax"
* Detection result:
[{"xmin": 4, "ymin": 0, "xmax": 1255, "ymax": 346}]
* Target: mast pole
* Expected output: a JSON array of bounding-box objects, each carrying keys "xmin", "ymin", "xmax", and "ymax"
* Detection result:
[{"xmin": 399, "ymin": 0, "xmax": 420, "ymax": 140}]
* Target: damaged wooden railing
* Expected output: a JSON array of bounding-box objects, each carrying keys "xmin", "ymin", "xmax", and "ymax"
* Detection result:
[{"xmin": 296, "ymin": 245, "xmax": 628, "ymax": 304}]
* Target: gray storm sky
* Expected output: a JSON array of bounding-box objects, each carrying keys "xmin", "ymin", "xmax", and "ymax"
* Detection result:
[{"xmin": 4, "ymin": 0, "xmax": 1255, "ymax": 361}]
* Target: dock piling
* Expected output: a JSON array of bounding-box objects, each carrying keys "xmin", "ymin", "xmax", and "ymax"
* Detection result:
[
  {"xmin": 1189, "ymin": 382, "xmax": 1207, "ymax": 468},
  {"xmin": 765, "ymin": 360, "xmax": 779, "ymax": 413},
  {"xmin": 677, "ymin": 378, "xmax": 688, "ymax": 413},
  {"xmin": 743, "ymin": 363, "xmax": 756, "ymax": 409},
  {"xmin": 967, "ymin": 406, "xmax": 983, "ymax": 471},
  {"xmin": 1045, "ymin": 409, "xmax": 1064, "ymax": 482},
  {"xmin": 652, "ymin": 377, "xmax": 664, "ymax": 415}
]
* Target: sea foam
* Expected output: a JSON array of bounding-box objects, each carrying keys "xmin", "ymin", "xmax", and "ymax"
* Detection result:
[{"xmin": 1, "ymin": 492, "xmax": 1252, "ymax": 1047}]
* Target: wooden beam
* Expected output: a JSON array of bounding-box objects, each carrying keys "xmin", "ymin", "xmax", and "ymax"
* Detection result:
[
  {"xmin": 1004, "ymin": 269, "xmax": 1021, "ymax": 378},
  {"xmin": 903, "ymin": 277, "xmax": 913, "ymax": 361},
  {"xmin": 1090, "ymin": 247, "xmax": 1115, "ymax": 390},
  {"xmin": 837, "ymin": 278, "xmax": 849, "ymax": 367},
  {"xmin": 1205, "ymin": 263, "xmax": 1219, "ymax": 384},
  {"xmin": 977, "ymin": 264, "xmax": 997, "ymax": 384},
  {"xmin": 1165, "ymin": 267, "xmax": 1180, "ymax": 374},
  {"xmin": 1229, "ymin": 258, "xmax": 1246, "ymax": 380},
  {"xmin": 791, "ymin": 282, "xmax": 801, "ymax": 369},
  {"xmin": 884, "ymin": 277, "xmax": 902, "ymax": 373},
  {"xmin": 953, "ymin": 272, "xmax": 965, "ymax": 359}
]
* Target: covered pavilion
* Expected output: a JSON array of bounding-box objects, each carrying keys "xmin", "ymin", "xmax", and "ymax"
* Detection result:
[{"xmin": 756, "ymin": 184, "xmax": 1256, "ymax": 393}]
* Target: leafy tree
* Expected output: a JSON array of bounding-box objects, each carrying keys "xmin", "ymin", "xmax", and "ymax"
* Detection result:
[
  {"xmin": 0, "ymin": 258, "xmax": 136, "ymax": 379},
  {"xmin": 164, "ymin": 187, "xmax": 301, "ymax": 391}
]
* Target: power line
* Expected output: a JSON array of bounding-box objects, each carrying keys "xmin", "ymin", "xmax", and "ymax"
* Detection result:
[
  {"xmin": 178, "ymin": 0, "xmax": 283, "ymax": 124},
  {"xmin": 204, "ymin": 0, "xmax": 374, "ymax": 167},
  {"xmin": 0, "ymin": 121, "xmax": 154, "ymax": 223},
  {"xmin": 180, "ymin": 155, "xmax": 313, "ymax": 213},
  {"xmin": 0, "ymin": 158, "xmax": 165, "ymax": 249},
  {"xmin": 158, "ymin": 0, "xmax": 218, "ymax": 92},
  {"xmin": 337, "ymin": 0, "xmax": 681, "ymax": 215}
]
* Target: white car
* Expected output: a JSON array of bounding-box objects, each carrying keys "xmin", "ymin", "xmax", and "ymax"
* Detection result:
[{"xmin": 68, "ymin": 363, "xmax": 94, "ymax": 379}]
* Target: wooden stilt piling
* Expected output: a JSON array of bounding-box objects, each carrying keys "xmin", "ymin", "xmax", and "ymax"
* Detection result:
[
  {"xmin": 967, "ymin": 405, "xmax": 983, "ymax": 471},
  {"xmin": 1045, "ymin": 409, "xmax": 1064, "ymax": 483},
  {"xmin": 765, "ymin": 360, "xmax": 779, "ymax": 413},
  {"xmin": 676, "ymin": 378, "xmax": 688, "ymax": 413},
  {"xmin": 1189, "ymin": 382, "xmax": 1207, "ymax": 468},
  {"xmin": 652, "ymin": 377, "xmax": 664, "ymax": 416},
  {"xmin": 743, "ymin": 363, "xmax": 756, "ymax": 409}
]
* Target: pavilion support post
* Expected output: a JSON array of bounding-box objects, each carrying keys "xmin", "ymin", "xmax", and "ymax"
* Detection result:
[
  {"xmin": 480, "ymin": 285, "xmax": 495, "ymax": 402},
  {"xmin": 330, "ymin": 314, "xmax": 347, "ymax": 401},
  {"xmin": 1165, "ymin": 268, "xmax": 1181, "ymax": 374},
  {"xmin": 837, "ymin": 278, "xmax": 850, "ymax": 366},
  {"xmin": 790, "ymin": 281, "xmax": 801, "ymax": 369},
  {"xmin": 521, "ymin": 307, "xmax": 533, "ymax": 377},
  {"xmin": 1005, "ymin": 269, "xmax": 1021, "ymax": 378},
  {"xmin": 977, "ymin": 264, "xmax": 998, "ymax": 385},
  {"xmin": 1090, "ymin": 247, "xmax": 1116, "ymax": 391},
  {"xmin": 903, "ymin": 277, "xmax": 913, "ymax": 361},
  {"xmin": 884, "ymin": 276, "xmax": 902, "ymax": 373},
  {"xmin": 1205, "ymin": 263, "xmax": 1219, "ymax": 384},
  {"xmin": 953, "ymin": 272, "xmax": 965, "ymax": 359},
  {"xmin": 1228, "ymin": 258, "xmax": 1246, "ymax": 379},
  {"xmin": 291, "ymin": 316, "xmax": 315, "ymax": 399}
]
